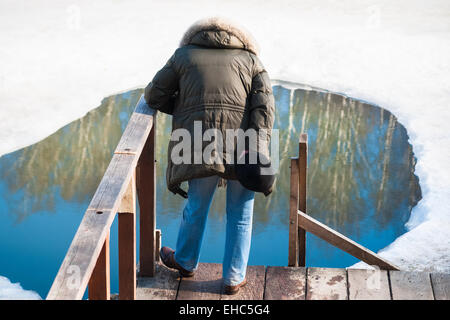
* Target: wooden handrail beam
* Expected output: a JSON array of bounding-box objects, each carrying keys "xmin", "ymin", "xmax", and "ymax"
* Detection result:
[
  {"xmin": 47, "ymin": 96, "xmax": 155, "ymax": 300},
  {"xmin": 297, "ymin": 210, "xmax": 400, "ymax": 270}
]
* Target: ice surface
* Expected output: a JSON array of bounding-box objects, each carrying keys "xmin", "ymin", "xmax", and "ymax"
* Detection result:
[
  {"xmin": 0, "ymin": 276, "xmax": 41, "ymax": 300},
  {"xmin": 0, "ymin": 0, "xmax": 449, "ymax": 295}
]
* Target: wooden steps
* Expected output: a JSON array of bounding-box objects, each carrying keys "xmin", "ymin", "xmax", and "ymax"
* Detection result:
[{"xmin": 136, "ymin": 262, "xmax": 450, "ymax": 300}]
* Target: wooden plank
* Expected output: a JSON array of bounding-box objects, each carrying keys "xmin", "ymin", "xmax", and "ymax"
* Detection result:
[
  {"xmin": 177, "ymin": 263, "xmax": 222, "ymax": 300},
  {"xmin": 264, "ymin": 266, "xmax": 306, "ymax": 300},
  {"xmin": 90, "ymin": 97, "xmax": 154, "ymax": 211},
  {"xmin": 88, "ymin": 153, "xmax": 137, "ymax": 212},
  {"xmin": 118, "ymin": 173, "xmax": 136, "ymax": 300},
  {"xmin": 298, "ymin": 230, "xmax": 306, "ymax": 267},
  {"xmin": 306, "ymin": 267, "xmax": 347, "ymax": 300},
  {"xmin": 221, "ymin": 266, "xmax": 265, "ymax": 300},
  {"xmin": 390, "ymin": 271, "xmax": 434, "ymax": 300},
  {"xmin": 155, "ymin": 229, "xmax": 161, "ymax": 262},
  {"xmin": 347, "ymin": 268, "xmax": 391, "ymax": 300},
  {"xmin": 119, "ymin": 170, "xmax": 136, "ymax": 214},
  {"xmin": 138, "ymin": 116, "xmax": 157, "ymax": 277},
  {"xmin": 137, "ymin": 263, "xmax": 180, "ymax": 300},
  {"xmin": 298, "ymin": 134, "xmax": 307, "ymax": 267},
  {"xmin": 118, "ymin": 212, "xmax": 136, "ymax": 300},
  {"xmin": 431, "ymin": 273, "xmax": 450, "ymax": 300},
  {"xmin": 47, "ymin": 98, "xmax": 155, "ymax": 300},
  {"xmin": 288, "ymin": 158, "xmax": 299, "ymax": 267},
  {"xmin": 297, "ymin": 210, "xmax": 399, "ymax": 270},
  {"xmin": 115, "ymin": 95, "xmax": 156, "ymax": 154},
  {"xmin": 47, "ymin": 209, "xmax": 115, "ymax": 299},
  {"xmin": 88, "ymin": 232, "xmax": 110, "ymax": 300},
  {"xmin": 47, "ymin": 154, "xmax": 135, "ymax": 300}
]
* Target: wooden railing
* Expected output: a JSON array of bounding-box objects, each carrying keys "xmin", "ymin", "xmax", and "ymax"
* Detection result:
[
  {"xmin": 288, "ymin": 133, "xmax": 400, "ymax": 271},
  {"xmin": 47, "ymin": 95, "xmax": 159, "ymax": 300},
  {"xmin": 47, "ymin": 96, "xmax": 399, "ymax": 300}
]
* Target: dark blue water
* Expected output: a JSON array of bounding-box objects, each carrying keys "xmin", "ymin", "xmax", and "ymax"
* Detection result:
[{"xmin": 0, "ymin": 85, "xmax": 421, "ymax": 299}]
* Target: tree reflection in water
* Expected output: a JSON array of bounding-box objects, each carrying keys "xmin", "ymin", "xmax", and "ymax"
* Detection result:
[{"xmin": 0, "ymin": 84, "xmax": 421, "ymax": 254}]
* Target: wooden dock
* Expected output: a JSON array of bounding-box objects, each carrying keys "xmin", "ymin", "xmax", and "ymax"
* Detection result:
[
  {"xmin": 46, "ymin": 95, "xmax": 450, "ymax": 301},
  {"xmin": 136, "ymin": 263, "xmax": 450, "ymax": 300}
]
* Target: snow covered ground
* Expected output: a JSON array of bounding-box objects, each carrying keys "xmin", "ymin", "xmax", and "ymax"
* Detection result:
[
  {"xmin": 0, "ymin": 276, "xmax": 41, "ymax": 300},
  {"xmin": 0, "ymin": 0, "xmax": 449, "ymax": 297}
]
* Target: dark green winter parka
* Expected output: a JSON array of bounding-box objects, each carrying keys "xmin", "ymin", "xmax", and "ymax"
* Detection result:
[{"xmin": 144, "ymin": 17, "xmax": 275, "ymax": 195}]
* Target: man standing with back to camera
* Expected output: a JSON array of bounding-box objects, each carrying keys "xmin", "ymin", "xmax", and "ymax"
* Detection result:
[{"xmin": 144, "ymin": 16, "xmax": 275, "ymax": 295}]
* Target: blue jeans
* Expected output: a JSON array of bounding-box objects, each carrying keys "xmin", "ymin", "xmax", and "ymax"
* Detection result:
[{"xmin": 174, "ymin": 175, "xmax": 255, "ymax": 286}]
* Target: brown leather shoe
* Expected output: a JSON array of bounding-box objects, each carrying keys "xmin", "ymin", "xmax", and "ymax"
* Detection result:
[
  {"xmin": 159, "ymin": 246, "xmax": 195, "ymax": 277},
  {"xmin": 223, "ymin": 279, "xmax": 247, "ymax": 295}
]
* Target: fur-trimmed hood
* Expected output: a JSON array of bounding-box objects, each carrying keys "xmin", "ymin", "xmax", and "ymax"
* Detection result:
[{"xmin": 179, "ymin": 17, "xmax": 260, "ymax": 56}]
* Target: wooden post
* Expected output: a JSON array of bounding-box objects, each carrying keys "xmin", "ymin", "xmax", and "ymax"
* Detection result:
[
  {"xmin": 118, "ymin": 172, "xmax": 136, "ymax": 300},
  {"xmin": 88, "ymin": 232, "xmax": 110, "ymax": 300},
  {"xmin": 298, "ymin": 134, "xmax": 307, "ymax": 266},
  {"xmin": 155, "ymin": 229, "xmax": 161, "ymax": 262},
  {"xmin": 137, "ymin": 116, "xmax": 156, "ymax": 277},
  {"xmin": 288, "ymin": 158, "xmax": 299, "ymax": 267}
]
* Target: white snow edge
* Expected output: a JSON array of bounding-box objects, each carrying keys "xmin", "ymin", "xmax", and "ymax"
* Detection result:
[{"xmin": 0, "ymin": 276, "xmax": 41, "ymax": 300}]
